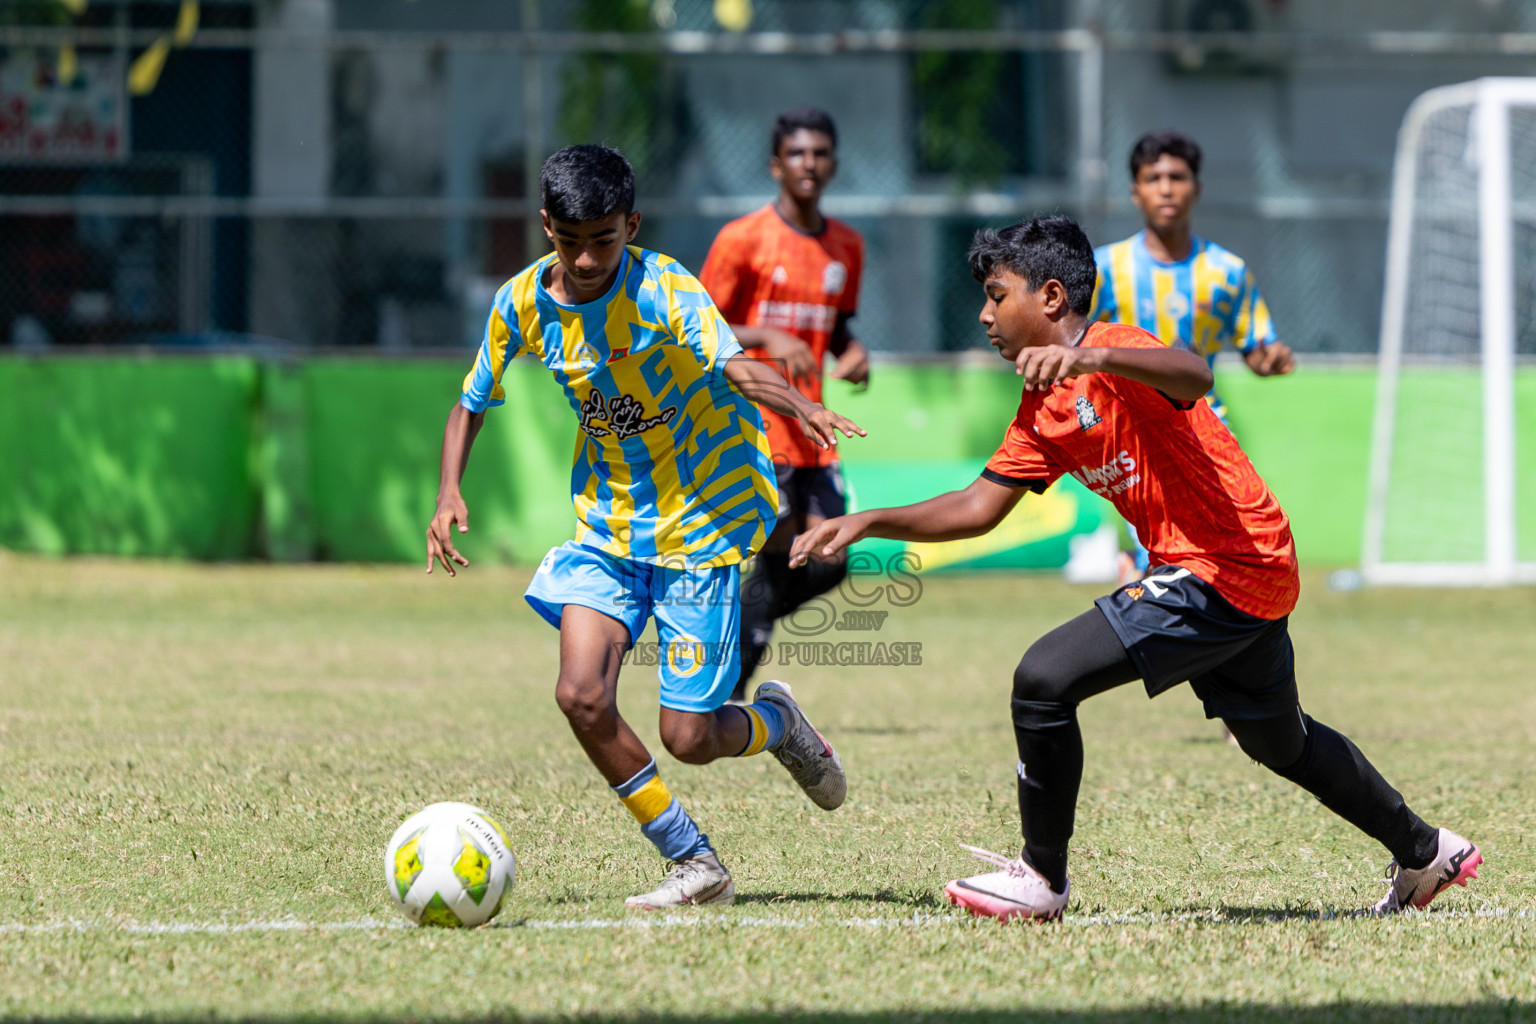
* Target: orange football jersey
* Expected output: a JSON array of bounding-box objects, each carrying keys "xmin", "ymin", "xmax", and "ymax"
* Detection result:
[
  {"xmin": 699, "ymin": 205, "xmax": 864, "ymax": 467},
  {"xmin": 983, "ymin": 322, "xmax": 1299, "ymax": 619}
]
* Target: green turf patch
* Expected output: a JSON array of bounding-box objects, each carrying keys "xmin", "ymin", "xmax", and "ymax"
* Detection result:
[{"xmin": 0, "ymin": 553, "xmax": 1532, "ymax": 1019}]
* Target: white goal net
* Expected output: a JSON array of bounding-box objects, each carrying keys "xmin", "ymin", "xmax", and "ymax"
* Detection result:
[{"xmin": 1364, "ymin": 78, "xmax": 1536, "ymax": 586}]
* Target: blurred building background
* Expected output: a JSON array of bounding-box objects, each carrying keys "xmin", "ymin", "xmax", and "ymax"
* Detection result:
[{"xmin": 4, "ymin": 0, "xmax": 1536, "ymax": 357}]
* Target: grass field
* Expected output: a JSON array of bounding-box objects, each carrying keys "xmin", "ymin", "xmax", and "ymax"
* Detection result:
[{"xmin": 1, "ymin": 550, "xmax": 1533, "ymax": 1022}]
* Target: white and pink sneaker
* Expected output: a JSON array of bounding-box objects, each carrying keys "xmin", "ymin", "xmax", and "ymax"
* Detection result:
[
  {"xmin": 944, "ymin": 844, "xmax": 1068, "ymax": 923},
  {"xmin": 1371, "ymin": 827, "xmax": 1482, "ymax": 914}
]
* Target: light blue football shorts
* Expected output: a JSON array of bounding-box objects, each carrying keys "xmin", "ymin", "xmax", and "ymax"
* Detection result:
[{"xmin": 524, "ymin": 541, "xmax": 742, "ymax": 713}]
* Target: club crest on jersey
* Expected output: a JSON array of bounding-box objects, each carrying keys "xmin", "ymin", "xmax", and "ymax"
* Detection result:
[
  {"xmin": 1075, "ymin": 395, "xmax": 1103, "ymax": 431},
  {"xmin": 822, "ymin": 261, "xmax": 848, "ymax": 296},
  {"xmin": 578, "ymin": 390, "xmax": 677, "ymax": 440}
]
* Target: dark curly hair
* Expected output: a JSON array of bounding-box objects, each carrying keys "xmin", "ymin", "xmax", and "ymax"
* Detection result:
[
  {"xmin": 540, "ymin": 145, "xmax": 635, "ymax": 223},
  {"xmin": 771, "ymin": 106, "xmax": 837, "ymax": 156},
  {"xmin": 1129, "ymin": 130, "xmax": 1202, "ymax": 180},
  {"xmin": 967, "ymin": 216, "xmax": 1097, "ymax": 316}
]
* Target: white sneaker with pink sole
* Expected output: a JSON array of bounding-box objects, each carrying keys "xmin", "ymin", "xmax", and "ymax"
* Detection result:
[
  {"xmin": 944, "ymin": 844, "xmax": 1068, "ymax": 923},
  {"xmin": 1372, "ymin": 827, "xmax": 1482, "ymax": 914}
]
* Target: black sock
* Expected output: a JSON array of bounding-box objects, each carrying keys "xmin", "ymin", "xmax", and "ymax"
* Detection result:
[
  {"xmin": 1012, "ymin": 697, "xmax": 1079, "ymax": 893},
  {"xmin": 733, "ymin": 553, "xmax": 792, "ymax": 699},
  {"xmin": 1271, "ymin": 716, "xmax": 1440, "ymax": 869},
  {"xmin": 785, "ymin": 556, "xmax": 847, "ymax": 611}
]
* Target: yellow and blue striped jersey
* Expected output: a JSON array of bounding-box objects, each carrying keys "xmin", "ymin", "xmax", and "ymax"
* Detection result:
[
  {"xmin": 1090, "ymin": 232, "xmax": 1275, "ymax": 365},
  {"xmin": 461, "ymin": 246, "xmax": 778, "ymax": 569}
]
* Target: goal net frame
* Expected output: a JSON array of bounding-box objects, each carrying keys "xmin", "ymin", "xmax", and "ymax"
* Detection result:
[{"xmin": 1364, "ymin": 77, "xmax": 1536, "ymax": 587}]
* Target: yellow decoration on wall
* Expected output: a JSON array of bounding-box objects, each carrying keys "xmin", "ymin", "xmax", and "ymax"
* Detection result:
[
  {"xmin": 126, "ymin": 2, "xmax": 199, "ymax": 97},
  {"xmin": 174, "ymin": 0, "xmax": 199, "ymax": 47},
  {"xmin": 127, "ymin": 37, "xmax": 170, "ymax": 96},
  {"xmin": 713, "ymin": 0, "xmax": 752, "ymax": 32},
  {"xmin": 58, "ymin": 45, "xmax": 78, "ymax": 86}
]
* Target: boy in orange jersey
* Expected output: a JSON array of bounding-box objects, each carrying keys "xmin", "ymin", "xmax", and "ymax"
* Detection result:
[
  {"xmin": 793, "ymin": 216, "xmax": 1480, "ymax": 922},
  {"xmin": 699, "ymin": 106, "xmax": 870, "ymax": 700}
]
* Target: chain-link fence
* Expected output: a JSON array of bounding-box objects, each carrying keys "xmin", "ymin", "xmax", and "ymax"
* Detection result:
[{"xmin": 4, "ymin": 0, "xmax": 1536, "ymax": 354}]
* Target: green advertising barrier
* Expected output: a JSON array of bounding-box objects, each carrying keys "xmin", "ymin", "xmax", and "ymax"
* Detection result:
[
  {"xmin": 0, "ymin": 355, "xmax": 261, "ymax": 559},
  {"xmin": 9, "ymin": 353, "xmax": 1524, "ymax": 567},
  {"xmin": 277, "ymin": 358, "xmax": 1059, "ymax": 565},
  {"xmin": 843, "ymin": 459, "xmax": 1113, "ymax": 572},
  {"xmin": 1207, "ymin": 368, "xmax": 1377, "ymax": 567},
  {"xmin": 295, "ymin": 359, "xmax": 577, "ymax": 564}
]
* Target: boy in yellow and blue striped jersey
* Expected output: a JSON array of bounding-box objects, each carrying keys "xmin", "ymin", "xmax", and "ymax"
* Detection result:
[
  {"xmin": 427, "ymin": 146, "xmax": 862, "ymax": 909},
  {"xmin": 1090, "ymin": 130, "xmax": 1295, "ymax": 577}
]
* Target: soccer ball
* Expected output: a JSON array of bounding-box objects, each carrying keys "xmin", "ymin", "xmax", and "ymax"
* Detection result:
[{"xmin": 384, "ymin": 802, "xmax": 516, "ymax": 928}]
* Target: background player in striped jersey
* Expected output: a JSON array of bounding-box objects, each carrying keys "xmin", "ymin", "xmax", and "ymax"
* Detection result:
[
  {"xmin": 1092, "ymin": 130, "xmax": 1295, "ymax": 581},
  {"xmin": 791, "ymin": 216, "xmax": 1480, "ymax": 922},
  {"xmin": 427, "ymin": 146, "xmax": 862, "ymax": 909},
  {"xmin": 699, "ymin": 106, "xmax": 871, "ymax": 701}
]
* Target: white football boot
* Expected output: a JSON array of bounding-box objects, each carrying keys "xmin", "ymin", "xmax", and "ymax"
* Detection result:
[
  {"xmin": 1371, "ymin": 827, "xmax": 1482, "ymax": 914},
  {"xmin": 944, "ymin": 844, "xmax": 1069, "ymax": 923},
  {"xmin": 753, "ymin": 680, "xmax": 846, "ymax": 810},
  {"xmin": 625, "ymin": 851, "xmax": 735, "ymax": 909}
]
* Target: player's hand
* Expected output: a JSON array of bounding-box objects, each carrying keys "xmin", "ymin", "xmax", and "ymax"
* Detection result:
[
  {"xmin": 762, "ymin": 330, "xmax": 818, "ymax": 387},
  {"xmin": 790, "ymin": 513, "xmax": 868, "ymax": 567},
  {"xmin": 1015, "ymin": 344, "xmax": 1099, "ymax": 391},
  {"xmin": 426, "ymin": 493, "xmax": 471, "ymax": 576},
  {"xmin": 830, "ymin": 339, "xmax": 870, "ymax": 389},
  {"xmin": 1246, "ymin": 341, "xmax": 1296, "ymax": 377},
  {"xmin": 796, "ymin": 404, "xmax": 866, "ymax": 450}
]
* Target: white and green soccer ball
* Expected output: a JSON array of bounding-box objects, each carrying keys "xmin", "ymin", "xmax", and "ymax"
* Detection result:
[{"xmin": 384, "ymin": 802, "xmax": 516, "ymax": 928}]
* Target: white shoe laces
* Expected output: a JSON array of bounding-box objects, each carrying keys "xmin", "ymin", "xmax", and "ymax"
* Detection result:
[
  {"xmin": 1372, "ymin": 860, "xmax": 1409, "ymax": 912},
  {"xmin": 660, "ymin": 856, "xmax": 710, "ymax": 885},
  {"xmin": 959, "ymin": 843, "xmax": 1034, "ymax": 879}
]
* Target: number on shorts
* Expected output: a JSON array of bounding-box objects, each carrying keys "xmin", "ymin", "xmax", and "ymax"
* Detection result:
[{"xmin": 1139, "ymin": 567, "xmax": 1191, "ymax": 598}]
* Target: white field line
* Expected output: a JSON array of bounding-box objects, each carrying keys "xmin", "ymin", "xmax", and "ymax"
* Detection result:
[{"xmin": 0, "ymin": 907, "xmax": 1529, "ymax": 937}]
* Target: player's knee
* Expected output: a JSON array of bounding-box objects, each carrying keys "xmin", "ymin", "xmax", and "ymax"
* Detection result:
[
  {"xmin": 1226, "ymin": 711, "xmax": 1309, "ymax": 771},
  {"xmin": 1012, "ymin": 648, "xmax": 1072, "ymax": 704},
  {"xmin": 554, "ymin": 674, "xmax": 614, "ymax": 733},
  {"xmin": 658, "ymin": 714, "xmax": 714, "ymax": 765},
  {"xmin": 1011, "ymin": 696, "xmax": 1075, "ymax": 732}
]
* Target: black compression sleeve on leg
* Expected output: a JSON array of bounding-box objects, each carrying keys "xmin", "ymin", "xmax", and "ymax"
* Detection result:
[
  {"xmin": 1224, "ymin": 710, "xmax": 1307, "ymax": 769},
  {"xmin": 734, "ymin": 552, "xmax": 792, "ymax": 698},
  {"xmin": 1269, "ymin": 714, "xmax": 1440, "ymax": 869},
  {"xmin": 785, "ymin": 556, "xmax": 848, "ymax": 612},
  {"xmin": 1011, "ymin": 698, "xmax": 1079, "ymax": 892},
  {"xmin": 1010, "ymin": 607, "xmax": 1140, "ymax": 893}
]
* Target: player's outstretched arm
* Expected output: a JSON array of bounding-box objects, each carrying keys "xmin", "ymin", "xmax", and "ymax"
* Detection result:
[
  {"xmin": 426, "ymin": 402, "xmax": 485, "ymax": 576},
  {"xmin": 1016, "ymin": 344, "xmax": 1213, "ymax": 400},
  {"xmin": 789, "ymin": 476, "xmax": 1026, "ymax": 567},
  {"xmin": 1243, "ymin": 341, "xmax": 1296, "ymax": 377},
  {"xmin": 723, "ymin": 353, "xmax": 865, "ymax": 450}
]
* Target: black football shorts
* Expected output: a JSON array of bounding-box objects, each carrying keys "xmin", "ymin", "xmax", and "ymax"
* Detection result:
[{"xmin": 1094, "ymin": 566, "xmax": 1299, "ymax": 721}]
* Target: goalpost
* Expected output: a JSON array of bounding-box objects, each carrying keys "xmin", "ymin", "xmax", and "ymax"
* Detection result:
[{"xmin": 1364, "ymin": 78, "xmax": 1536, "ymax": 586}]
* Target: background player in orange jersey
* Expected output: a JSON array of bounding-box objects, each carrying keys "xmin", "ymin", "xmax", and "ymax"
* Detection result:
[
  {"xmin": 791, "ymin": 216, "xmax": 1480, "ymax": 922},
  {"xmin": 699, "ymin": 106, "xmax": 870, "ymax": 700}
]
